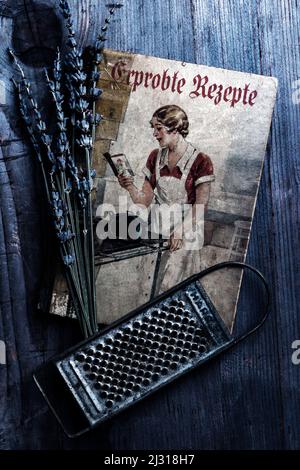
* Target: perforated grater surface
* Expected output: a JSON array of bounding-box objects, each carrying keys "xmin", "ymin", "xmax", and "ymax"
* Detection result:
[{"xmin": 55, "ymin": 280, "xmax": 231, "ymax": 428}]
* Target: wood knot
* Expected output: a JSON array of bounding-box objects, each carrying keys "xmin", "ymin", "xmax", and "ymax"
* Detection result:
[{"xmin": 12, "ymin": 1, "xmax": 62, "ymax": 68}]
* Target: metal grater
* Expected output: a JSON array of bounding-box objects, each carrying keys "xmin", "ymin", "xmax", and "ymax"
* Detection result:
[
  {"xmin": 34, "ymin": 262, "xmax": 270, "ymax": 437},
  {"xmin": 55, "ymin": 280, "xmax": 231, "ymax": 427}
]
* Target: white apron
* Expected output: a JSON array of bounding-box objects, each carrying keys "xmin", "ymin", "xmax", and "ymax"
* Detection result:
[{"xmin": 151, "ymin": 142, "xmax": 203, "ymax": 294}]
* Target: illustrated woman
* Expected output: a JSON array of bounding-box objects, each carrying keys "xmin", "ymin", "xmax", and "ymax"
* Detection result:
[{"xmin": 118, "ymin": 104, "xmax": 215, "ymax": 293}]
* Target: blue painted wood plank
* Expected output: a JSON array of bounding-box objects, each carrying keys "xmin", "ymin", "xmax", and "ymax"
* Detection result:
[{"xmin": 0, "ymin": 0, "xmax": 299, "ymax": 449}]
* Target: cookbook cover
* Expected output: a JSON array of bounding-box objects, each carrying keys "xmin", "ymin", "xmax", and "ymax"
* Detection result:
[{"xmin": 48, "ymin": 48, "xmax": 277, "ymax": 330}]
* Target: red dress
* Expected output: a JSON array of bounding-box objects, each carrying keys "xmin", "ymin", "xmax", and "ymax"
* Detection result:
[{"xmin": 142, "ymin": 142, "xmax": 215, "ymax": 294}]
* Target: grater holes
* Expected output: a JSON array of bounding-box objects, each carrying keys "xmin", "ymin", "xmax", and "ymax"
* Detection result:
[
  {"xmin": 142, "ymin": 347, "xmax": 150, "ymax": 356},
  {"xmin": 92, "ymin": 356, "xmax": 101, "ymax": 364},
  {"xmin": 137, "ymin": 337, "xmax": 146, "ymax": 346},
  {"xmin": 153, "ymin": 333, "xmax": 161, "ymax": 342},
  {"xmin": 124, "ymin": 351, "xmax": 134, "ymax": 360},
  {"xmin": 87, "ymin": 372, "xmax": 97, "ymax": 381},
  {"xmin": 112, "ymin": 370, "xmax": 121, "ymax": 379},
  {"xmin": 161, "ymin": 333, "xmax": 170, "ymax": 343},
  {"xmin": 110, "ymin": 385, "xmax": 119, "ymax": 394},
  {"xmin": 180, "ymin": 355, "xmax": 188, "ymax": 364},
  {"xmin": 151, "ymin": 309, "xmax": 160, "ymax": 317},
  {"xmin": 160, "ymin": 311, "xmax": 168, "ymax": 319},
  {"xmin": 138, "ymin": 353, "xmax": 148, "ymax": 363},
  {"xmin": 71, "ymin": 293, "xmax": 218, "ymax": 414},
  {"xmin": 185, "ymin": 334, "xmax": 193, "ymax": 342},
  {"xmin": 187, "ymin": 326, "xmax": 195, "ymax": 334},
  {"xmin": 148, "ymin": 325, "xmax": 156, "ymax": 333},
  {"xmin": 183, "ymin": 341, "xmax": 192, "ymax": 351},
  {"xmin": 109, "ymin": 354, "xmax": 118, "ymax": 363},
  {"xmin": 146, "ymin": 332, "xmax": 155, "ymax": 341},
  {"xmin": 134, "ymin": 345, "xmax": 144, "ymax": 354},
  {"xmin": 121, "ymin": 365, "xmax": 131, "ymax": 375},
  {"xmin": 113, "ymin": 339, "xmax": 122, "ymax": 348},
  {"xmin": 122, "ymin": 334, "xmax": 131, "ymax": 342},
  {"xmin": 155, "ymin": 326, "xmax": 164, "ymax": 335},
  {"xmin": 75, "ymin": 353, "xmax": 85, "ymax": 362},
  {"xmin": 85, "ymin": 356, "xmax": 93, "ymax": 364},
  {"xmin": 104, "ymin": 337, "xmax": 113, "ymax": 345},
  {"xmin": 198, "ymin": 344, "xmax": 208, "ymax": 354},
  {"xmin": 168, "ymin": 306, "xmax": 176, "ymax": 314},
  {"xmin": 164, "ymin": 352, "xmax": 172, "ymax": 361}
]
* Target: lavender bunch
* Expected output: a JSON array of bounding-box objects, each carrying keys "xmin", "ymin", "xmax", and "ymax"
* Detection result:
[{"xmin": 9, "ymin": 2, "xmax": 121, "ymax": 338}]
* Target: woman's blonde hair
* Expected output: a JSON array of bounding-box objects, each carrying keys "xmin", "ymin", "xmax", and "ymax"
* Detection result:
[{"xmin": 152, "ymin": 105, "xmax": 189, "ymax": 137}]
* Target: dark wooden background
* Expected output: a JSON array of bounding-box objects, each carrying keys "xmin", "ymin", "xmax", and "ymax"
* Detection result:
[{"xmin": 0, "ymin": 0, "xmax": 299, "ymax": 450}]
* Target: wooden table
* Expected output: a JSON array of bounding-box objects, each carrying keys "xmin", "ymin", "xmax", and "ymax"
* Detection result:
[{"xmin": 0, "ymin": 0, "xmax": 299, "ymax": 450}]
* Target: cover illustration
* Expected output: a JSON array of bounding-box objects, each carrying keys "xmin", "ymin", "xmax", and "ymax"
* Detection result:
[{"xmin": 48, "ymin": 49, "xmax": 277, "ymax": 330}]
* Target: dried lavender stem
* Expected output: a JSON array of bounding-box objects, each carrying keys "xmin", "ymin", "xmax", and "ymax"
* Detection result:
[
  {"xmin": 13, "ymin": 80, "xmax": 51, "ymax": 203},
  {"xmin": 45, "ymin": 58, "xmax": 91, "ymax": 325},
  {"xmin": 85, "ymin": 147, "xmax": 97, "ymax": 327}
]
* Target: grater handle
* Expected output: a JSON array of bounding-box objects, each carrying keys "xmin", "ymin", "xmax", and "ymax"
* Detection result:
[{"xmin": 195, "ymin": 261, "xmax": 271, "ymax": 343}]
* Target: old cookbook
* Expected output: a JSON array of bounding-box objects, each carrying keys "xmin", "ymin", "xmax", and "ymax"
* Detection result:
[{"xmin": 46, "ymin": 48, "xmax": 277, "ymax": 330}]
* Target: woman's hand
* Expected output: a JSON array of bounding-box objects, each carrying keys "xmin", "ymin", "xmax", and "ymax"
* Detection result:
[
  {"xmin": 118, "ymin": 175, "xmax": 134, "ymax": 189},
  {"xmin": 168, "ymin": 232, "xmax": 183, "ymax": 252}
]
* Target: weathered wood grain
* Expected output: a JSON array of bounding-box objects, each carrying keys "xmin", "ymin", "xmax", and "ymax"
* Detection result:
[{"xmin": 0, "ymin": 0, "xmax": 299, "ymax": 449}]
